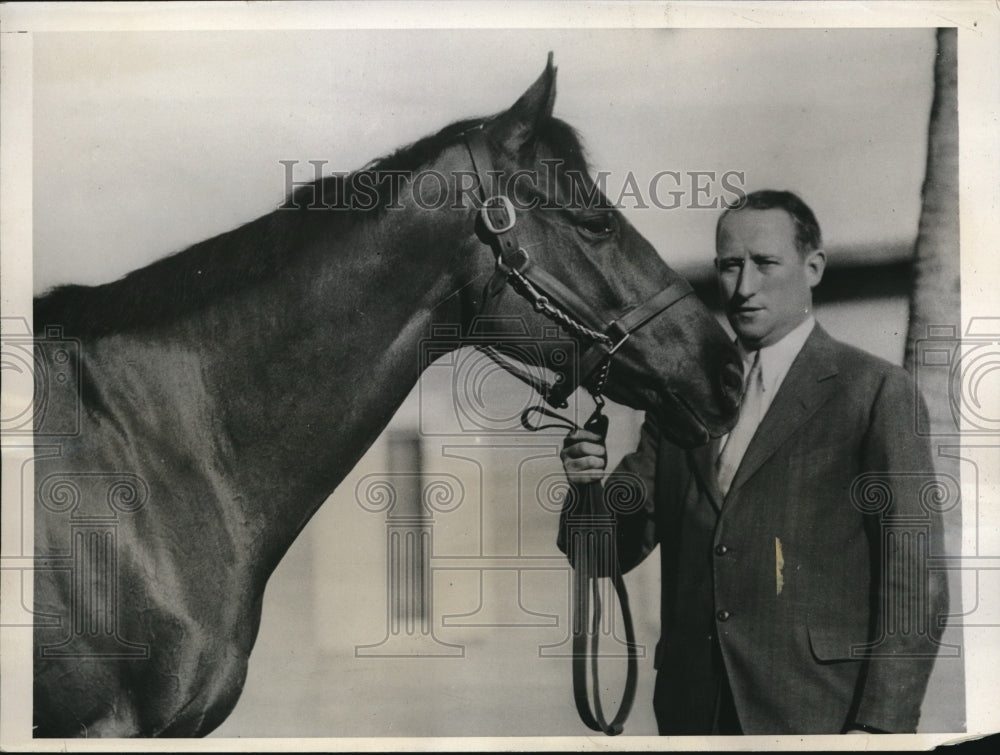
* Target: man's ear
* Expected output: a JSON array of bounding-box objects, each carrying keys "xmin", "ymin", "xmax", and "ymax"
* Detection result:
[
  {"xmin": 488, "ymin": 52, "xmax": 557, "ymax": 159},
  {"xmin": 805, "ymin": 248, "xmax": 826, "ymax": 288}
]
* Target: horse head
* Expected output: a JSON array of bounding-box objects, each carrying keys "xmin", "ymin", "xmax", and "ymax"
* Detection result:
[{"xmin": 441, "ymin": 56, "xmax": 742, "ymax": 447}]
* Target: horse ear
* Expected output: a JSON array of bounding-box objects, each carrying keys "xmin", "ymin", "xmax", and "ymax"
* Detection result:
[{"xmin": 491, "ymin": 52, "xmax": 557, "ymax": 158}]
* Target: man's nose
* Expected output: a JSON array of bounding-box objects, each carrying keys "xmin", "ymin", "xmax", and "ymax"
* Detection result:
[{"xmin": 735, "ymin": 262, "xmax": 758, "ymax": 298}]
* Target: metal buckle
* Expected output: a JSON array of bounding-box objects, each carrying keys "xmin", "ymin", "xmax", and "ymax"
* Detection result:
[
  {"xmin": 607, "ymin": 331, "xmax": 631, "ymax": 356},
  {"xmin": 497, "ymin": 247, "xmax": 530, "ymax": 275},
  {"xmin": 481, "ymin": 196, "xmax": 516, "ymax": 234}
]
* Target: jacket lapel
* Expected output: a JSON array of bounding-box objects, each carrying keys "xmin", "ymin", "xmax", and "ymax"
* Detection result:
[
  {"xmin": 690, "ymin": 441, "xmax": 723, "ymax": 513},
  {"xmin": 724, "ymin": 325, "xmax": 840, "ymax": 500}
]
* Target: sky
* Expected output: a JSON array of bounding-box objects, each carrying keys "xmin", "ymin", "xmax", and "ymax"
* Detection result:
[{"xmin": 31, "ymin": 27, "xmax": 936, "ymax": 293}]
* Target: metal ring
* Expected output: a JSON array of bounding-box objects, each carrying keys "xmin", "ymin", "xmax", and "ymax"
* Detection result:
[{"xmin": 481, "ymin": 196, "xmax": 516, "ymax": 234}]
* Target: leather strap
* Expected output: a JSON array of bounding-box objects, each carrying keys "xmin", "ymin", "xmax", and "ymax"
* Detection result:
[
  {"xmin": 546, "ymin": 278, "xmax": 695, "ymax": 407},
  {"xmin": 464, "ymin": 126, "xmax": 640, "ymax": 735},
  {"xmin": 466, "ymin": 128, "xmax": 526, "ymax": 274},
  {"xmin": 463, "ymin": 125, "xmax": 694, "ymax": 409},
  {"xmin": 563, "ymin": 411, "xmax": 638, "ymax": 736},
  {"xmin": 568, "ymin": 483, "xmax": 639, "ymax": 736}
]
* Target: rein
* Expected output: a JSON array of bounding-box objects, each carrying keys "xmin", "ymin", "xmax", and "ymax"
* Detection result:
[{"xmin": 461, "ymin": 125, "xmax": 689, "ymax": 735}]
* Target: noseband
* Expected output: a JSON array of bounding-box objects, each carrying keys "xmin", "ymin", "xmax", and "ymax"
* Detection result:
[
  {"xmin": 462, "ymin": 125, "xmax": 694, "ymax": 412},
  {"xmin": 462, "ymin": 125, "xmax": 691, "ymax": 735}
]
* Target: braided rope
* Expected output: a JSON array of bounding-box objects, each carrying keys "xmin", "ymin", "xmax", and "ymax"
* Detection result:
[
  {"xmin": 507, "ymin": 266, "xmax": 613, "ymax": 400},
  {"xmin": 508, "ymin": 268, "xmax": 613, "ymax": 346}
]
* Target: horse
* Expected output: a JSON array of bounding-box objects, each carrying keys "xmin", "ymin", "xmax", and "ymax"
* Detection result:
[{"xmin": 31, "ymin": 55, "xmax": 742, "ymax": 737}]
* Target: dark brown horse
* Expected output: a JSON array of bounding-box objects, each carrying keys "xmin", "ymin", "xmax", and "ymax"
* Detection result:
[{"xmin": 32, "ymin": 57, "xmax": 740, "ymax": 736}]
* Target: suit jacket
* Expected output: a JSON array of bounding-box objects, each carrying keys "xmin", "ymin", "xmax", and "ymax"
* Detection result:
[{"xmin": 577, "ymin": 325, "xmax": 949, "ymax": 734}]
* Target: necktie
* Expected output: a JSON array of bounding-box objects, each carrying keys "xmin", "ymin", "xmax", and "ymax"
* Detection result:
[{"xmin": 716, "ymin": 351, "xmax": 764, "ymax": 497}]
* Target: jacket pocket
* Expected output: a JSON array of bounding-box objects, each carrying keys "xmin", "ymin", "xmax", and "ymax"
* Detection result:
[{"xmin": 806, "ymin": 618, "xmax": 870, "ymax": 663}]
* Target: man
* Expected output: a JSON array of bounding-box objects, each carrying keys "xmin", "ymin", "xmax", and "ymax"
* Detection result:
[{"xmin": 560, "ymin": 190, "xmax": 949, "ymax": 735}]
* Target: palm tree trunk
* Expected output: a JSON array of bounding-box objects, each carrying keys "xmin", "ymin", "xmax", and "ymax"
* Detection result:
[
  {"xmin": 904, "ymin": 27, "xmax": 963, "ymax": 733},
  {"xmin": 905, "ymin": 27, "xmax": 960, "ymax": 374}
]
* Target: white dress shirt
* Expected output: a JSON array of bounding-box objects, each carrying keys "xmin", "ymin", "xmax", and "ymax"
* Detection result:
[{"xmin": 718, "ymin": 315, "xmax": 816, "ymax": 455}]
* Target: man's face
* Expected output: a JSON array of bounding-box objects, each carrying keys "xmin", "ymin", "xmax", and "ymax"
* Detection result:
[{"xmin": 715, "ymin": 208, "xmax": 825, "ymax": 350}]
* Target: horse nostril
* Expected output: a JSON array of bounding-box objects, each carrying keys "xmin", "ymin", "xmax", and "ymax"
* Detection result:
[{"xmin": 719, "ymin": 361, "xmax": 743, "ymax": 411}]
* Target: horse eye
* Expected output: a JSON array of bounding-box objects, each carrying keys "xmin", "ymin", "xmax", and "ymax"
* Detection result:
[{"xmin": 578, "ymin": 212, "xmax": 617, "ymax": 237}]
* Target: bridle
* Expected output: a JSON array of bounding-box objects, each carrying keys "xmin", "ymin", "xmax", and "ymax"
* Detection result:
[
  {"xmin": 462, "ymin": 124, "xmax": 695, "ymax": 413},
  {"xmin": 461, "ymin": 124, "xmax": 692, "ymax": 736}
]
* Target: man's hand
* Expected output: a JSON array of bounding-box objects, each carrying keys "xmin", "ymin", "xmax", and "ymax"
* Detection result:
[{"xmin": 560, "ymin": 428, "xmax": 608, "ymax": 484}]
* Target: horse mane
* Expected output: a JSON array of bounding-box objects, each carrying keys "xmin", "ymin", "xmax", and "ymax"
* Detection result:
[
  {"xmin": 289, "ymin": 116, "xmax": 591, "ymax": 213},
  {"xmin": 34, "ymin": 116, "xmax": 590, "ymax": 339}
]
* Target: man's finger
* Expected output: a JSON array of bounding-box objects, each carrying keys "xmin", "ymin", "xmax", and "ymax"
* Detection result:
[
  {"xmin": 562, "ymin": 441, "xmax": 607, "ymax": 460},
  {"xmin": 564, "ymin": 429, "xmax": 602, "ymax": 445},
  {"xmin": 564, "ymin": 455, "xmax": 606, "ymax": 473}
]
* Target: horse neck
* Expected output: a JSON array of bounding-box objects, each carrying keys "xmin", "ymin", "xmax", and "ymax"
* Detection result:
[{"xmin": 130, "ymin": 207, "xmax": 479, "ymax": 572}]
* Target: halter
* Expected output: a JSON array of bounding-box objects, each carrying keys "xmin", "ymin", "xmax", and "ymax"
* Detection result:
[
  {"xmin": 462, "ymin": 125, "xmax": 694, "ymax": 411},
  {"xmin": 462, "ymin": 125, "xmax": 690, "ymax": 736}
]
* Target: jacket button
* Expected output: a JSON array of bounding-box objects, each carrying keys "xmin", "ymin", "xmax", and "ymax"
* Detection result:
[
  {"xmin": 716, "ymin": 610, "xmax": 731, "ymax": 622},
  {"xmin": 714, "ymin": 544, "xmax": 729, "ymax": 556}
]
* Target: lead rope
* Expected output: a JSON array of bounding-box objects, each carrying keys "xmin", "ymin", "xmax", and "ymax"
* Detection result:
[
  {"xmin": 462, "ymin": 125, "xmax": 638, "ymax": 734},
  {"xmin": 521, "ymin": 377, "xmax": 638, "ymax": 736}
]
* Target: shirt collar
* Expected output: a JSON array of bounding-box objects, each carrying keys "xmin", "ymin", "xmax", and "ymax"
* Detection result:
[{"xmin": 738, "ymin": 315, "xmax": 816, "ymax": 394}]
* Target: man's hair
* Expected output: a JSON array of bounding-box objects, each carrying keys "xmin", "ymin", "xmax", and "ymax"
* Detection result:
[{"xmin": 717, "ymin": 190, "xmax": 823, "ymax": 256}]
